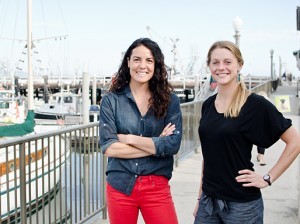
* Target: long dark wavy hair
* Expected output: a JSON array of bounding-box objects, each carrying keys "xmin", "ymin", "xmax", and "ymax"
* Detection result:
[{"xmin": 109, "ymin": 38, "xmax": 173, "ymax": 118}]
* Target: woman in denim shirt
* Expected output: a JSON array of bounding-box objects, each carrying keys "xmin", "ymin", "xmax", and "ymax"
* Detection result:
[{"xmin": 99, "ymin": 38, "xmax": 182, "ymax": 224}]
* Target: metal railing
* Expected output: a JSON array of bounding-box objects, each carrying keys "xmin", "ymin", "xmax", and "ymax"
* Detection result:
[
  {"xmin": 194, "ymin": 75, "xmax": 271, "ymax": 101},
  {"xmin": 243, "ymin": 75, "xmax": 270, "ymax": 91},
  {"xmin": 174, "ymin": 100, "xmax": 202, "ymax": 166},
  {"xmin": 0, "ymin": 123, "xmax": 107, "ymax": 224}
]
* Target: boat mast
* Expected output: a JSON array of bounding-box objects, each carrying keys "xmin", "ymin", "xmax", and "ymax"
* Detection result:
[{"xmin": 27, "ymin": 0, "xmax": 33, "ymax": 110}]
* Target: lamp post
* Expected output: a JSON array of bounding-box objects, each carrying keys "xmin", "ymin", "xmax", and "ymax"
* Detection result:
[
  {"xmin": 232, "ymin": 16, "xmax": 243, "ymax": 47},
  {"xmin": 279, "ymin": 56, "xmax": 282, "ymax": 79},
  {"xmin": 270, "ymin": 49, "xmax": 274, "ymax": 81}
]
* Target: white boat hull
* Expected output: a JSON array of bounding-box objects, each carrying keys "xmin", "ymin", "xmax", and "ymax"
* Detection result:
[{"xmin": 0, "ymin": 134, "xmax": 70, "ymax": 221}]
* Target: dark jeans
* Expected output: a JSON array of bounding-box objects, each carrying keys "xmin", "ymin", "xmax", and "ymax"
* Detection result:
[{"xmin": 194, "ymin": 193, "xmax": 264, "ymax": 224}]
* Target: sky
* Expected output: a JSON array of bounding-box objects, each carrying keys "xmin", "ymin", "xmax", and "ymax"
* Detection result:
[{"xmin": 0, "ymin": 0, "xmax": 300, "ymax": 81}]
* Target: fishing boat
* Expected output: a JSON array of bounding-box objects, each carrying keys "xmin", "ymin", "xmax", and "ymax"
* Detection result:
[
  {"xmin": 34, "ymin": 90, "xmax": 81, "ymax": 119},
  {"xmin": 34, "ymin": 90, "xmax": 99, "ymax": 124}
]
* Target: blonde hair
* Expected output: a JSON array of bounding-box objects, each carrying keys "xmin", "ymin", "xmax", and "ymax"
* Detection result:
[{"xmin": 207, "ymin": 41, "xmax": 251, "ymax": 118}]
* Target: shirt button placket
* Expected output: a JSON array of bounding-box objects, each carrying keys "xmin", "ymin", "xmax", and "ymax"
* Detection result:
[{"xmin": 135, "ymin": 163, "xmax": 139, "ymax": 181}]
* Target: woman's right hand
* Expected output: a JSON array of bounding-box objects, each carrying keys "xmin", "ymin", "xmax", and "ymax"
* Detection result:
[
  {"xmin": 160, "ymin": 123, "xmax": 175, "ymax": 137},
  {"xmin": 193, "ymin": 199, "xmax": 199, "ymax": 217}
]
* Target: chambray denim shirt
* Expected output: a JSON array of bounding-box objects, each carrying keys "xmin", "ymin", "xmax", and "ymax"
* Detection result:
[{"xmin": 99, "ymin": 85, "xmax": 182, "ymax": 195}]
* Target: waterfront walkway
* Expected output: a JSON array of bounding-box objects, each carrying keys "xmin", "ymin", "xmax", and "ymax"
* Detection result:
[{"xmin": 90, "ymin": 82, "xmax": 300, "ymax": 224}]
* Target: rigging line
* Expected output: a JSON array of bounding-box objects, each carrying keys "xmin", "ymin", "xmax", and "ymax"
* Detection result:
[
  {"xmin": 0, "ymin": 0, "xmax": 8, "ymax": 35},
  {"xmin": 15, "ymin": 46, "xmax": 27, "ymax": 72},
  {"xmin": 9, "ymin": 0, "xmax": 21, "ymax": 72},
  {"xmin": 39, "ymin": 0, "xmax": 51, "ymax": 64},
  {"xmin": 62, "ymin": 38, "xmax": 70, "ymax": 78},
  {"xmin": 61, "ymin": 39, "xmax": 66, "ymax": 77},
  {"xmin": 0, "ymin": 1, "xmax": 22, "ymax": 75},
  {"xmin": 55, "ymin": 36, "xmax": 69, "ymax": 80},
  {"xmin": 38, "ymin": 1, "xmax": 68, "ymax": 73},
  {"xmin": 56, "ymin": 0, "xmax": 69, "ymax": 34}
]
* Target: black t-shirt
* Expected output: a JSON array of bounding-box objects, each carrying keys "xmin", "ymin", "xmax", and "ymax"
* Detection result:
[{"xmin": 198, "ymin": 93, "xmax": 292, "ymax": 202}]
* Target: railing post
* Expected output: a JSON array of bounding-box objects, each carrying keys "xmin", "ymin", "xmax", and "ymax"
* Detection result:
[
  {"xmin": 249, "ymin": 77, "xmax": 252, "ymax": 90},
  {"xmin": 102, "ymin": 153, "xmax": 108, "ymax": 220},
  {"xmin": 83, "ymin": 135, "xmax": 90, "ymax": 217},
  {"xmin": 194, "ymin": 103, "xmax": 200, "ymax": 154},
  {"xmin": 174, "ymin": 154, "xmax": 179, "ymax": 167},
  {"xmin": 19, "ymin": 143, "xmax": 27, "ymax": 224}
]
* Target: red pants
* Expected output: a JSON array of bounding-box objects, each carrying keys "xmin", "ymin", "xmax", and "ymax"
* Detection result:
[{"xmin": 106, "ymin": 175, "xmax": 178, "ymax": 224}]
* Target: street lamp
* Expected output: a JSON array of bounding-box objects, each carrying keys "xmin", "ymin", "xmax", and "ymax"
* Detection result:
[
  {"xmin": 232, "ymin": 16, "xmax": 243, "ymax": 47},
  {"xmin": 270, "ymin": 49, "xmax": 274, "ymax": 80}
]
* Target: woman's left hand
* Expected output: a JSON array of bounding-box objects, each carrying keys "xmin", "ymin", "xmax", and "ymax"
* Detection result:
[
  {"xmin": 236, "ymin": 169, "xmax": 269, "ymax": 188},
  {"xmin": 160, "ymin": 123, "xmax": 175, "ymax": 137}
]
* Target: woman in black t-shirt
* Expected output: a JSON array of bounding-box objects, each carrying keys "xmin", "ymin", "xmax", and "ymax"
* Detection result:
[{"xmin": 193, "ymin": 41, "xmax": 300, "ymax": 224}]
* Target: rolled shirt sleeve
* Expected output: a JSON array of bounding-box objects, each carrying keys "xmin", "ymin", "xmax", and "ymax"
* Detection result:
[{"xmin": 152, "ymin": 94, "xmax": 182, "ymax": 157}]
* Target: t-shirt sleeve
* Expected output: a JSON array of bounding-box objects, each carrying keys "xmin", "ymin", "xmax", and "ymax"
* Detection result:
[{"xmin": 240, "ymin": 94, "xmax": 292, "ymax": 148}]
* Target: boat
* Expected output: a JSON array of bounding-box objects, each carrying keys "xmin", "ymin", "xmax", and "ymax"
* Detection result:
[
  {"xmin": 0, "ymin": 80, "xmax": 70, "ymax": 224},
  {"xmin": 173, "ymin": 88, "xmax": 195, "ymax": 103},
  {"xmin": 0, "ymin": 0, "xmax": 70, "ymax": 221},
  {"xmin": 0, "ymin": 110, "xmax": 70, "ymax": 222},
  {"xmin": 34, "ymin": 90, "xmax": 100, "ymax": 124},
  {"xmin": 0, "ymin": 89, "xmax": 25, "ymax": 124},
  {"xmin": 34, "ymin": 90, "xmax": 82, "ymax": 120}
]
